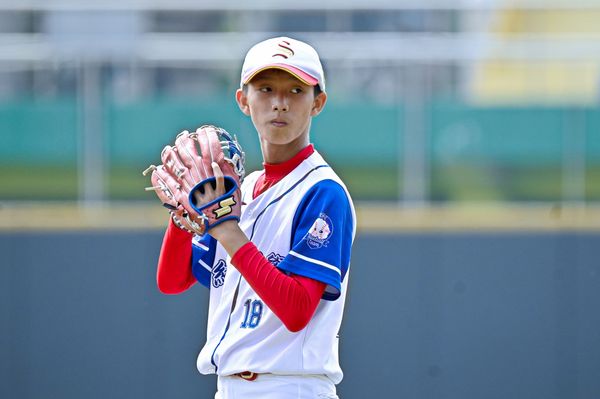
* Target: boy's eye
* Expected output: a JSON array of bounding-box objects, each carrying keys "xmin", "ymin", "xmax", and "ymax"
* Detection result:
[
  {"xmin": 291, "ymin": 88, "xmax": 303, "ymax": 94},
  {"xmin": 259, "ymin": 87, "xmax": 271, "ymax": 93}
]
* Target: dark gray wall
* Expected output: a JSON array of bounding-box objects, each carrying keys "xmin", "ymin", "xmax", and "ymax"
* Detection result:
[{"xmin": 1, "ymin": 230, "xmax": 599, "ymax": 399}]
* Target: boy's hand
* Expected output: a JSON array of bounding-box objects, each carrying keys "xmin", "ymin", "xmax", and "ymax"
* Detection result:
[{"xmin": 144, "ymin": 125, "xmax": 245, "ymax": 236}]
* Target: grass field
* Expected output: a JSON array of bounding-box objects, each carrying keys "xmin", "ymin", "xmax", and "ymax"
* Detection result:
[
  {"xmin": 2, "ymin": 164, "xmax": 600, "ymax": 202},
  {"xmin": 1, "ymin": 201, "xmax": 600, "ymax": 232}
]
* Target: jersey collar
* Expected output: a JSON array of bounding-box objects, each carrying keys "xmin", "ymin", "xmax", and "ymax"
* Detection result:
[{"xmin": 263, "ymin": 144, "xmax": 315, "ymax": 182}]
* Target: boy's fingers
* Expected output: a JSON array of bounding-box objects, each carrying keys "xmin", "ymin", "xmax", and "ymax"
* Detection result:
[{"xmin": 212, "ymin": 162, "xmax": 225, "ymax": 195}]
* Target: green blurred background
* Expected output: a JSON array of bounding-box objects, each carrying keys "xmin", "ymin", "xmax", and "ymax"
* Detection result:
[
  {"xmin": 1, "ymin": 98, "xmax": 598, "ymax": 202},
  {"xmin": 1, "ymin": 3, "xmax": 599, "ymax": 206}
]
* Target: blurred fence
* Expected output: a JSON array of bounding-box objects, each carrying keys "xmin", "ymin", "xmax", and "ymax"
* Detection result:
[
  {"xmin": 1, "ymin": 97, "xmax": 599, "ymax": 202},
  {"xmin": 2, "ymin": 229, "xmax": 599, "ymax": 399}
]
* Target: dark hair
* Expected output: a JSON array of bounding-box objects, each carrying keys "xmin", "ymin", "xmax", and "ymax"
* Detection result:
[{"xmin": 313, "ymin": 84, "xmax": 323, "ymax": 97}]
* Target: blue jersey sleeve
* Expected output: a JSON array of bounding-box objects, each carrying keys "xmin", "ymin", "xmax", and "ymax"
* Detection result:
[
  {"xmin": 191, "ymin": 234, "xmax": 218, "ymax": 288},
  {"xmin": 276, "ymin": 179, "xmax": 353, "ymax": 301}
]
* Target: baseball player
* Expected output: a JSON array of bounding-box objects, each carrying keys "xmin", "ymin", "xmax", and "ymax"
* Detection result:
[{"xmin": 152, "ymin": 37, "xmax": 356, "ymax": 399}]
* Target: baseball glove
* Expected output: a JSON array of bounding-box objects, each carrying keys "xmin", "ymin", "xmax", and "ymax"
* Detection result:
[{"xmin": 143, "ymin": 125, "xmax": 245, "ymax": 235}]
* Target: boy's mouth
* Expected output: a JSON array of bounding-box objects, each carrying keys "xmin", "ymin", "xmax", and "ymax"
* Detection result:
[{"xmin": 271, "ymin": 119, "xmax": 288, "ymax": 127}]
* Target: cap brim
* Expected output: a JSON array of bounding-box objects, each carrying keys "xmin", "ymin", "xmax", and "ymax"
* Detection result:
[{"xmin": 242, "ymin": 63, "xmax": 319, "ymax": 87}]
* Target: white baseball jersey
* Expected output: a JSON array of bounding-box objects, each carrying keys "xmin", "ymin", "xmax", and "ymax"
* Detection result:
[{"xmin": 190, "ymin": 150, "xmax": 356, "ymax": 384}]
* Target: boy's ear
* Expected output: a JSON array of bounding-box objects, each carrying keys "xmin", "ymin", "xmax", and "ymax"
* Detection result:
[
  {"xmin": 236, "ymin": 89, "xmax": 250, "ymax": 116},
  {"xmin": 311, "ymin": 91, "xmax": 327, "ymax": 117}
]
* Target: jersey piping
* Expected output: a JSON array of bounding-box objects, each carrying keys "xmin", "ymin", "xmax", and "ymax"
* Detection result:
[{"xmin": 209, "ymin": 163, "xmax": 329, "ymax": 372}]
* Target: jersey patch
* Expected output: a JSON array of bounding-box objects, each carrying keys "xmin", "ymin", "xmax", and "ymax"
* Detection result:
[
  {"xmin": 304, "ymin": 213, "xmax": 333, "ymax": 249},
  {"xmin": 266, "ymin": 252, "xmax": 285, "ymax": 266},
  {"xmin": 212, "ymin": 259, "xmax": 227, "ymax": 288}
]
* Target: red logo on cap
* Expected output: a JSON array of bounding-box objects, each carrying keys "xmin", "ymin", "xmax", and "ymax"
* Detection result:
[{"xmin": 272, "ymin": 40, "xmax": 294, "ymax": 59}]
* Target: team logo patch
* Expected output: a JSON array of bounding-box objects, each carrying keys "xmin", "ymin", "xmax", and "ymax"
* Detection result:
[
  {"xmin": 304, "ymin": 213, "xmax": 333, "ymax": 249},
  {"xmin": 212, "ymin": 259, "xmax": 227, "ymax": 288},
  {"xmin": 266, "ymin": 252, "xmax": 285, "ymax": 266},
  {"xmin": 272, "ymin": 40, "xmax": 294, "ymax": 59},
  {"xmin": 213, "ymin": 196, "xmax": 236, "ymax": 218}
]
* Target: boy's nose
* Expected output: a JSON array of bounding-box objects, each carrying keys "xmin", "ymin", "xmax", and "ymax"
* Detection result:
[{"xmin": 272, "ymin": 95, "xmax": 289, "ymax": 112}]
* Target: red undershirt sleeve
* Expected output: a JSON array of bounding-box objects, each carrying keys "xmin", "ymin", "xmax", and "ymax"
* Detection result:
[
  {"xmin": 231, "ymin": 241, "xmax": 327, "ymax": 333},
  {"xmin": 156, "ymin": 219, "xmax": 197, "ymax": 294}
]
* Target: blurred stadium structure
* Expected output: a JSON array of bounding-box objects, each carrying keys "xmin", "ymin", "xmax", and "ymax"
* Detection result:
[
  {"xmin": 0, "ymin": 0, "xmax": 599, "ymax": 218},
  {"xmin": 2, "ymin": 3, "xmax": 600, "ymax": 399}
]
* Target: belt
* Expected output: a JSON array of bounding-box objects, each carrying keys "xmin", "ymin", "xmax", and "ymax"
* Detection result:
[{"xmin": 235, "ymin": 371, "xmax": 259, "ymax": 381}]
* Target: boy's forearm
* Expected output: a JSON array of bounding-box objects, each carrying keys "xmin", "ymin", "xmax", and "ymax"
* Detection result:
[{"xmin": 208, "ymin": 221, "xmax": 250, "ymax": 258}]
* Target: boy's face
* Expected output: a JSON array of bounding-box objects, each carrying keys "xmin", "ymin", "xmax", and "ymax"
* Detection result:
[{"xmin": 236, "ymin": 69, "xmax": 326, "ymax": 154}]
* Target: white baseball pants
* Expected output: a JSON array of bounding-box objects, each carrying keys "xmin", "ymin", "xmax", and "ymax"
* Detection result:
[{"xmin": 214, "ymin": 373, "xmax": 339, "ymax": 399}]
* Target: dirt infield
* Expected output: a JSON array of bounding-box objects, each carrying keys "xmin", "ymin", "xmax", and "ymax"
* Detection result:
[{"xmin": 1, "ymin": 202, "xmax": 599, "ymax": 231}]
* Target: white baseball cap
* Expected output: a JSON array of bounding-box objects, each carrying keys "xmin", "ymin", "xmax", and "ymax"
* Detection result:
[{"xmin": 240, "ymin": 37, "xmax": 325, "ymax": 91}]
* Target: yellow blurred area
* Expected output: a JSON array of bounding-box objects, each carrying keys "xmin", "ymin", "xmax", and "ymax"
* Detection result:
[
  {"xmin": 496, "ymin": 9, "xmax": 600, "ymax": 35},
  {"xmin": 1, "ymin": 203, "xmax": 599, "ymax": 232},
  {"xmin": 472, "ymin": 9, "xmax": 600, "ymax": 104},
  {"xmin": 473, "ymin": 62, "xmax": 599, "ymax": 104}
]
